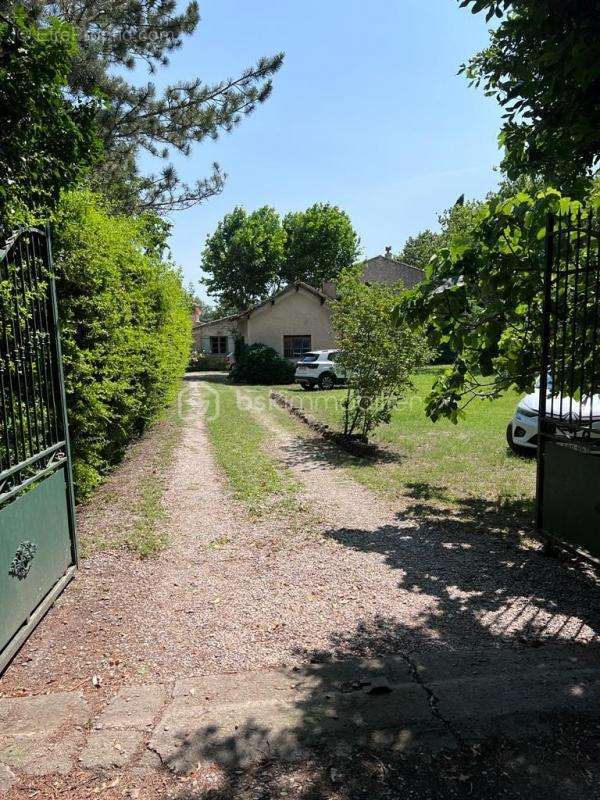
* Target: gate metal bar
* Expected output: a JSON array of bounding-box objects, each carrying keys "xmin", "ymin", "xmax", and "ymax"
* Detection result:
[
  {"xmin": 46, "ymin": 228, "xmax": 78, "ymax": 565},
  {"xmin": 537, "ymin": 209, "xmax": 600, "ymax": 562},
  {"xmin": 0, "ymin": 225, "xmax": 77, "ymax": 674}
]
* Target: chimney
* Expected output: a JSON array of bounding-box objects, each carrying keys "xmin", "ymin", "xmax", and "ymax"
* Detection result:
[
  {"xmin": 322, "ymin": 280, "xmax": 337, "ymax": 299},
  {"xmin": 385, "ymin": 246, "xmax": 393, "ymax": 259},
  {"xmin": 191, "ymin": 304, "xmax": 202, "ymax": 323}
]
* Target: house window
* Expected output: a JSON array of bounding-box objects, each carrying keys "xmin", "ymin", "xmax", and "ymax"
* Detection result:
[
  {"xmin": 283, "ymin": 335, "xmax": 311, "ymax": 358},
  {"xmin": 209, "ymin": 336, "xmax": 228, "ymax": 355}
]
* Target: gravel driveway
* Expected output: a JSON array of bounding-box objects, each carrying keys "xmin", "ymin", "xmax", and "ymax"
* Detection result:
[
  {"xmin": 3, "ymin": 377, "xmax": 600, "ymax": 698},
  {"xmin": 2, "ymin": 375, "xmax": 600, "ymax": 798}
]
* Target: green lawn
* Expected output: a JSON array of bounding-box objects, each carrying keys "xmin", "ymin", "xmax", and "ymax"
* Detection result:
[
  {"xmin": 203, "ymin": 379, "xmax": 298, "ymax": 517},
  {"xmin": 197, "ymin": 369, "xmax": 536, "ymax": 528},
  {"xmin": 273, "ymin": 367, "xmax": 536, "ymax": 518}
]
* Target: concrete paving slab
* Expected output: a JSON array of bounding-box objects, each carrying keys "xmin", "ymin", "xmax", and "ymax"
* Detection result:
[
  {"xmin": 395, "ymin": 643, "xmax": 600, "ymax": 741},
  {"xmin": 174, "ymin": 658, "xmax": 412, "ymax": 704},
  {"xmin": 0, "ymin": 764, "xmax": 17, "ymax": 795},
  {"xmin": 0, "ymin": 732, "xmax": 84, "ymax": 776},
  {"xmin": 151, "ymin": 662, "xmax": 447, "ymax": 773},
  {"xmin": 96, "ymin": 684, "xmax": 167, "ymax": 730},
  {"xmin": 137, "ymin": 747, "xmax": 164, "ymax": 770},
  {"xmin": 149, "ymin": 697, "xmax": 308, "ymax": 772},
  {"xmin": 432, "ymin": 665, "xmax": 600, "ymax": 741},
  {"xmin": 79, "ymin": 729, "xmax": 144, "ymax": 769},
  {"xmin": 150, "ymin": 649, "xmax": 600, "ymax": 773},
  {"xmin": 174, "ymin": 669, "xmax": 301, "ymax": 703},
  {"xmin": 0, "ymin": 692, "xmax": 89, "ymax": 736},
  {"xmin": 0, "ymin": 692, "xmax": 88, "ymax": 778},
  {"xmin": 4, "ymin": 646, "xmax": 599, "ymax": 780},
  {"xmin": 407, "ymin": 642, "xmax": 600, "ymax": 684}
]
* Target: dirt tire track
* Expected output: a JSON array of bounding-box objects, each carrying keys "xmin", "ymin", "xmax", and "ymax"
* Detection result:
[{"xmin": 3, "ymin": 376, "xmax": 600, "ymax": 705}]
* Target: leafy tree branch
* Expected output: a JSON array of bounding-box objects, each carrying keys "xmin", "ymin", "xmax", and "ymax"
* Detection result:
[{"xmin": 460, "ymin": 0, "xmax": 600, "ymax": 195}]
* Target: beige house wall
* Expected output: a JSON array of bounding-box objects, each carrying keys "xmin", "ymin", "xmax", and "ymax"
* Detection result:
[
  {"xmin": 192, "ymin": 286, "xmax": 335, "ymax": 360},
  {"xmin": 192, "ymin": 318, "xmax": 247, "ymax": 353},
  {"xmin": 246, "ymin": 289, "xmax": 334, "ymax": 356}
]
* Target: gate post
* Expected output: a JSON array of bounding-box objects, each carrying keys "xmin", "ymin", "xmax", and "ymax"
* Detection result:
[
  {"xmin": 535, "ymin": 213, "xmax": 555, "ymax": 534},
  {"xmin": 45, "ymin": 224, "xmax": 78, "ymax": 566}
]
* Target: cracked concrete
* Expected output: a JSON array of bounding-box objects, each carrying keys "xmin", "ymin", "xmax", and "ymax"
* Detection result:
[
  {"xmin": 78, "ymin": 684, "xmax": 170, "ymax": 770},
  {"xmin": 395, "ymin": 649, "xmax": 465, "ymax": 747},
  {"xmin": 79, "ymin": 729, "xmax": 145, "ymax": 769},
  {"xmin": 93, "ymin": 684, "xmax": 168, "ymax": 731},
  {"xmin": 1, "ymin": 633, "xmax": 600, "ymax": 789},
  {"xmin": 147, "ymin": 657, "xmax": 451, "ymax": 772},
  {"xmin": 0, "ymin": 692, "xmax": 89, "ymax": 780},
  {"xmin": 145, "ymin": 643, "xmax": 600, "ymax": 773},
  {"xmin": 0, "ymin": 692, "xmax": 89, "ymax": 736},
  {"xmin": 0, "ymin": 731, "xmax": 85, "ymax": 777}
]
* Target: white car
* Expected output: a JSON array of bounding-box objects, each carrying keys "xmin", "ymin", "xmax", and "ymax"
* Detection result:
[
  {"xmin": 507, "ymin": 386, "xmax": 600, "ymax": 453},
  {"xmin": 295, "ymin": 350, "xmax": 345, "ymax": 391}
]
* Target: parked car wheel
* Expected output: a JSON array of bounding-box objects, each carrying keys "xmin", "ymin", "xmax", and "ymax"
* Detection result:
[
  {"xmin": 319, "ymin": 372, "xmax": 335, "ymax": 390},
  {"xmin": 300, "ymin": 382, "xmax": 315, "ymax": 391},
  {"xmin": 506, "ymin": 422, "xmax": 533, "ymax": 457}
]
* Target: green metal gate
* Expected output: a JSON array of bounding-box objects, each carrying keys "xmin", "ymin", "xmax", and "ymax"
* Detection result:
[
  {"xmin": 537, "ymin": 209, "xmax": 600, "ymax": 563},
  {"xmin": 0, "ymin": 226, "xmax": 77, "ymax": 674}
]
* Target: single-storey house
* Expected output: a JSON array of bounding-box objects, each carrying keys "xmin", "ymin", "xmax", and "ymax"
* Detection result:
[
  {"xmin": 193, "ymin": 281, "xmax": 333, "ymax": 362},
  {"xmin": 193, "ymin": 252, "xmax": 424, "ymax": 363}
]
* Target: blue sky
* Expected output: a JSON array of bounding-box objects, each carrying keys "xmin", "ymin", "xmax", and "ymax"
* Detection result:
[{"xmin": 146, "ymin": 0, "xmax": 502, "ymax": 301}]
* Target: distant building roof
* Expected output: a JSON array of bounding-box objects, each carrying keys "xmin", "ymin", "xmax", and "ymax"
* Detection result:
[
  {"xmin": 361, "ymin": 254, "xmax": 424, "ymax": 288},
  {"xmin": 193, "ymin": 281, "xmax": 329, "ymax": 329},
  {"xmin": 193, "ymin": 262, "xmax": 424, "ymax": 333}
]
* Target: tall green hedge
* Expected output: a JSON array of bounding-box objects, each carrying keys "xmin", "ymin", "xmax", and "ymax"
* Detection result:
[
  {"xmin": 0, "ymin": 10, "xmax": 100, "ymax": 236},
  {"xmin": 52, "ymin": 190, "xmax": 192, "ymax": 499}
]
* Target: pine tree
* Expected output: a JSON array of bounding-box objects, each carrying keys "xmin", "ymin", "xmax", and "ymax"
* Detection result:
[{"xmin": 22, "ymin": 1, "xmax": 284, "ymax": 212}]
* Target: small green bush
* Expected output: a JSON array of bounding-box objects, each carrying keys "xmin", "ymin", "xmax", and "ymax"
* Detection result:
[
  {"xmin": 206, "ymin": 356, "xmax": 228, "ymax": 371},
  {"xmin": 331, "ymin": 266, "xmax": 432, "ymax": 439},
  {"xmin": 53, "ymin": 189, "xmax": 192, "ymax": 499},
  {"xmin": 230, "ymin": 343, "xmax": 295, "ymax": 385}
]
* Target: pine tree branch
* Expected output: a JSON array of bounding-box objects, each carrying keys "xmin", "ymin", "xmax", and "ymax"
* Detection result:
[{"xmin": 19, "ymin": 0, "xmax": 283, "ymax": 213}]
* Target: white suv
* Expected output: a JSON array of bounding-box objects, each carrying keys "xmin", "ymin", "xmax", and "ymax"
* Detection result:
[
  {"xmin": 507, "ymin": 382, "xmax": 600, "ymax": 453},
  {"xmin": 295, "ymin": 350, "xmax": 345, "ymax": 391}
]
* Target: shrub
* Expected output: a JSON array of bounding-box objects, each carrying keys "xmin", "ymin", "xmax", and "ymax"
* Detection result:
[
  {"xmin": 331, "ymin": 266, "xmax": 432, "ymax": 439},
  {"xmin": 188, "ymin": 350, "xmax": 208, "ymax": 371},
  {"xmin": 230, "ymin": 343, "xmax": 295, "ymax": 385},
  {"xmin": 53, "ymin": 189, "xmax": 192, "ymax": 499}
]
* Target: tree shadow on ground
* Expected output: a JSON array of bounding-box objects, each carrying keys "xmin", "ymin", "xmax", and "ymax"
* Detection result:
[
  {"xmin": 272, "ymin": 429, "xmax": 405, "ymax": 473},
  {"xmin": 167, "ymin": 716, "xmax": 600, "ymax": 800},
  {"xmin": 165, "ymin": 373, "xmax": 600, "ymax": 798},
  {"xmin": 402, "ymin": 483, "xmax": 536, "ymax": 545},
  {"xmin": 273, "ymin": 432, "xmax": 370, "ymax": 471},
  {"xmin": 160, "ymin": 489, "xmax": 600, "ymax": 799},
  {"xmin": 324, "ymin": 512, "xmax": 600, "ymax": 650}
]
